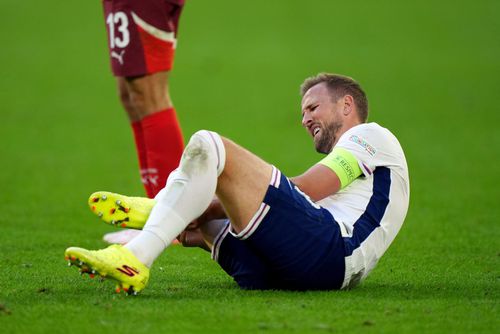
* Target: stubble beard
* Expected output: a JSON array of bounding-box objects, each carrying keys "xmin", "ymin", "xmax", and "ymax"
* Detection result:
[{"xmin": 315, "ymin": 119, "xmax": 343, "ymax": 154}]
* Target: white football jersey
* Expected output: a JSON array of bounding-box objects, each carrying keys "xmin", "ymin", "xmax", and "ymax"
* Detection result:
[{"xmin": 316, "ymin": 122, "xmax": 410, "ymax": 289}]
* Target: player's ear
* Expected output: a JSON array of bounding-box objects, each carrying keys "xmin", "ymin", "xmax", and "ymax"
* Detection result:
[{"xmin": 342, "ymin": 95, "xmax": 354, "ymax": 116}]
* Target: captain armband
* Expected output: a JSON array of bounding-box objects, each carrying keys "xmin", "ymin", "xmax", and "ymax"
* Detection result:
[{"xmin": 318, "ymin": 147, "xmax": 363, "ymax": 189}]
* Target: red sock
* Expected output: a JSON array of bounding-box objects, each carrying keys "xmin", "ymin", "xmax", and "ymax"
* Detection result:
[
  {"xmin": 131, "ymin": 121, "xmax": 153, "ymax": 198},
  {"xmin": 141, "ymin": 108, "xmax": 184, "ymax": 197}
]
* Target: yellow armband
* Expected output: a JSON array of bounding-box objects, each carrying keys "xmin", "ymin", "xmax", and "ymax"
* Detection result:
[{"xmin": 319, "ymin": 147, "xmax": 363, "ymax": 189}]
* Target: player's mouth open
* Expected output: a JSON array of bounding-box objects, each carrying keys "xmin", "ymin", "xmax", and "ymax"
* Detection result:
[{"xmin": 313, "ymin": 127, "xmax": 320, "ymax": 138}]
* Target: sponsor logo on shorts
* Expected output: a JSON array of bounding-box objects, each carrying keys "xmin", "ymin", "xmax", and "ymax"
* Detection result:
[
  {"xmin": 117, "ymin": 265, "xmax": 139, "ymax": 277},
  {"xmin": 111, "ymin": 50, "xmax": 125, "ymax": 65},
  {"xmin": 349, "ymin": 135, "xmax": 376, "ymax": 156}
]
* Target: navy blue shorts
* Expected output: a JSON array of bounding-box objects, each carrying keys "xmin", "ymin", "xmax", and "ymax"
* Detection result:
[{"xmin": 211, "ymin": 167, "xmax": 346, "ymax": 290}]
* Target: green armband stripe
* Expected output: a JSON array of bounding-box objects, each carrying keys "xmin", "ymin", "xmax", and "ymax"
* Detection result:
[{"xmin": 318, "ymin": 147, "xmax": 363, "ymax": 189}]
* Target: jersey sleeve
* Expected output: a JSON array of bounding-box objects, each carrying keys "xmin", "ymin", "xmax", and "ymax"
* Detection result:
[
  {"xmin": 334, "ymin": 125, "xmax": 380, "ymax": 177},
  {"xmin": 317, "ymin": 124, "xmax": 399, "ymax": 186}
]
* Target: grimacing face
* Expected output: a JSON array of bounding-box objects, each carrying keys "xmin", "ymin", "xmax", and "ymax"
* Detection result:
[{"xmin": 301, "ymin": 83, "xmax": 344, "ymax": 154}]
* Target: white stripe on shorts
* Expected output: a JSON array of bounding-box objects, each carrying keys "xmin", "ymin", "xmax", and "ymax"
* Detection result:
[
  {"xmin": 211, "ymin": 221, "xmax": 231, "ymax": 261},
  {"xmin": 270, "ymin": 166, "xmax": 281, "ymax": 188},
  {"xmin": 230, "ymin": 203, "xmax": 270, "ymax": 240}
]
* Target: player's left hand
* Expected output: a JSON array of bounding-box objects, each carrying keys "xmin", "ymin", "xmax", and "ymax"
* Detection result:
[{"xmin": 178, "ymin": 229, "xmax": 210, "ymax": 251}]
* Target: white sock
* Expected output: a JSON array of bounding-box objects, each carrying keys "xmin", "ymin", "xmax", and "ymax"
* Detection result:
[{"xmin": 125, "ymin": 130, "xmax": 226, "ymax": 267}]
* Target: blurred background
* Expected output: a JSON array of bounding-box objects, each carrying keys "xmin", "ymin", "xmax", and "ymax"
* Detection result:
[{"xmin": 0, "ymin": 0, "xmax": 498, "ymax": 332}]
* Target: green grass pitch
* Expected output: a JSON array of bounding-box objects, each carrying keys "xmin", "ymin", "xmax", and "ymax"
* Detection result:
[{"xmin": 0, "ymin": 0, "xmax": 498, "ymax": 333}]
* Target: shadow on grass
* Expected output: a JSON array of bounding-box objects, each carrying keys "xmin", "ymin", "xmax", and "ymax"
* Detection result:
[
  {"xmin": 138, "ymin": 278, "xmax": 496, "ymax": 303},
  {"xmin": 351, "ymin": 280, "xmax": 496, "ymax": 301},
  {"xmin": 6, "ymin": 270, "xmax": 495, "ymax": 307}
]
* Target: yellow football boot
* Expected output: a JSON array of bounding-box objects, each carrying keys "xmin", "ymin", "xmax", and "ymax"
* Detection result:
[
  {"xmin": 65, "ymin": 244, "xmax": 150, "ymax": 295},
  {"xmin": 88, "ymin": 191, "xmax": 155, "ymax": 229}
]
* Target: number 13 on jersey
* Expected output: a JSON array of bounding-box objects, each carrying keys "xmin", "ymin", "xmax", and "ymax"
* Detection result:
[{"xmin": 106, "ymin": 11, "xmax": 130, "ymax": 49}]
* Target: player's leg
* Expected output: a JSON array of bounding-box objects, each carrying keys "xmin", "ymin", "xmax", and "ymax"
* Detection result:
[
  {"xmin": 101, "ymin": 0, "xmax": 185, "ymax": 244},
  {"xmin": 73, "ymin": 132, "xmax": 345, "ymax": 292},
  {"xmin": 211, "ymin": 166, "xmax": 347, "ymax": 291},
  {"xmin": 178, "ymin": 138, "xmax": 276, "ymax": 249},
  {"xmin": 215, "ymin": 138, "xmax": 274, "ymax": 232},
  {"xmin": 210, "ymin": 221, "xmax": 279, "ymax": 290},
  {"xmin": 121, "ymin": 0, "xmax": 185, "ymax": 197},
  {"xmin": 116, "ymin": 72, "xmax": 184, "ymax": 194},
  {"xmin": 105, "ymin": 73, "xmax": 183, "ymax": 244},
  {"xmin": 122, "ymin": 72, "xmax": 184, "ymax": 198},
  {"xmin": 103, "ymin": 0, "xmax": 185, "ymax": 198},
  {"xmin": 90, "ymin": 133, "xmax": 273, "ymax": 243},
  {"xmin": 116, "ymin": 77, "xmax": 149, "ymax": 191},
  {"xmin": 122, "ymin": 71, "xmax": 172, "ymax": 119},
  {"xmin": 124, "ymin": 131, "xmax": 273, "ymax": 267},
  {"xmin": 115, "ymin": 72, "xmax": 183, "ymax": 197},
  {"xmin": 65, "ymin": 130, "xmax": 272, "ymax": 293}
]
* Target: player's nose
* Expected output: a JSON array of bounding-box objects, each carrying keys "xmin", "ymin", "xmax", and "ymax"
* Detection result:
[{"xmin": 302, "ymin": 112, "xmax": 312, "ymax": 127}]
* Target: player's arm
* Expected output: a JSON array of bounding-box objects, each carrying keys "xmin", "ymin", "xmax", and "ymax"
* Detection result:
[{"xmin": 291, "ymin": 147, "xmax": 363, "ymax": 202}]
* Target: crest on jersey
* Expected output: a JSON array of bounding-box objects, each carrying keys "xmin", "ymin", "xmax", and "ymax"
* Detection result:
[{"xmin": 349, "ymin": 135, "xmax": 377, "ymax": 156}]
